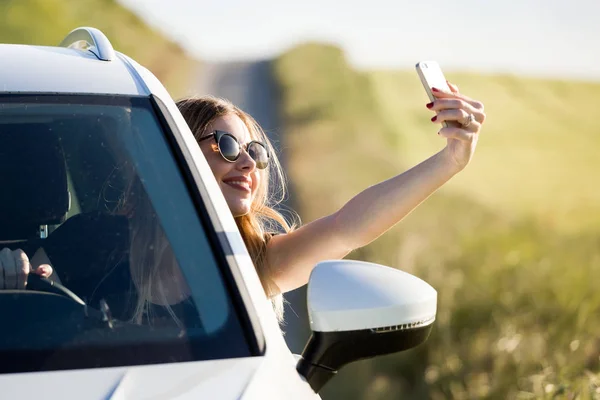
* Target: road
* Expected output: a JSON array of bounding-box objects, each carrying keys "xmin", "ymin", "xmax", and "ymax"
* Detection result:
[{"xmin": 197, "ymin": 61, "xmax": 311, "ymax": 354}]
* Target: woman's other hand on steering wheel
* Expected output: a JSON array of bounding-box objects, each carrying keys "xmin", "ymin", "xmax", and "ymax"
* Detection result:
[{"xmin": 0, "ymin": 248, "xmax": 52, "ymax": 290}]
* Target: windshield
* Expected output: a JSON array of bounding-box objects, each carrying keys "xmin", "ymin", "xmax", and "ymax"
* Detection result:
[{"xmin": 0, "ymin": 94, "xmax": 251, "ymax": 373}]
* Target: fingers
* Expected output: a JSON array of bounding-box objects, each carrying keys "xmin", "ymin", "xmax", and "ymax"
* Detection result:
[
  {"xmin": 34, "ymin": 264, "xmax": 53, "ymax": 278},
  {"xmin": 431, "ymin": 109, "xmax": 482, "ymax": 132},
  {"xmin": 0, "ymin": 248, "xmax": 17, "ymax": 289},
  {"xmin": 15, "ymin": 249, "xmax": 31, "ymax": 289},
  {"xmin": 426, "ymin": 90, "xmax": 487, "ymax": 134},
  {"xmin": 438, "ymin": 126, "xmax": 479, "ymax": 142},
  {"xmin": 427, "ymin": 98, "xmax": 485, "ymax": 124},
  {"xmin": 446, "ymin": 81, "xmax": 459, "ymax": 93},
  {"xmin": 431, "ymin": 87, "xmax": 485, "ymax": 113},
  {"xmin": 0, "ymin": 248, "xmax": 37, "ymax": 289}
]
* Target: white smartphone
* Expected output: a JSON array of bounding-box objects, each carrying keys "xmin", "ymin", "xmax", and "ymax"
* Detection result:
[{"xmin": 415, "ymin": 61, "xmax": 460, "ymax": 128}]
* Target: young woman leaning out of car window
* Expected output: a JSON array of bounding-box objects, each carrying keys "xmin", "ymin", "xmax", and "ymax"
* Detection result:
[
  {"xmin": 0, "ymin": 84, "xmax": 486, "ymax": 323},
  {"xmin": 176, "ymin": 85, "xmax": 486, "ymax": 320}
]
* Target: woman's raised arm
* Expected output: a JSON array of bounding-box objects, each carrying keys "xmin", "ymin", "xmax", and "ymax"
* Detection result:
[{"xmin": 268, "ymin": 83, "xmax": 486, "ymax": 293}]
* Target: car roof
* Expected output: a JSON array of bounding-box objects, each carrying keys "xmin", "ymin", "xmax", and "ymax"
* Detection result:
[{"xmin": 0, "ymin": 28, "xmax": 150, "ymax": 96}]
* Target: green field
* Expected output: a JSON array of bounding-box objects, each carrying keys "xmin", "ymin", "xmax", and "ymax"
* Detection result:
[
  {"xmin": 274, "ymin": 44, "xmax": 600, "ymax": 399},
  {"xmin": 369, "ymin": 71, "xmax": 600, "ymax": 233},
  {"xmin": 0, "ymin": 0, "xmax": 198, "ymax": 97}
]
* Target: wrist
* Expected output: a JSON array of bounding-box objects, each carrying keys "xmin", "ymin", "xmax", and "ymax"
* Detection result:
[{"xmin": 439, "ymin": 146, "xmax": 466, "ymax": 175}]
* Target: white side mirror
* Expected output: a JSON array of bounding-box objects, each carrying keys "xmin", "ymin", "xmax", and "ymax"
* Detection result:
[
  {"xmin": 308, "ymin": 259, "xmax": 437, "ymax": 332},
  {"xmin": 297, "ymin": 260, "xmax": 437, "ymax": 392}
]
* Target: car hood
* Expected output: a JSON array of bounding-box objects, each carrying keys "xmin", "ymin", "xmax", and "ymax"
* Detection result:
[{"xmin": 0, "ymin": 356, "xmax": 319, "ymax": 399}]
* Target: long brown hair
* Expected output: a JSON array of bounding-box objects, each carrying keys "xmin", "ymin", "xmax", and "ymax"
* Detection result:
[
  {"xmin": 113, "ymin": 169, "xmax": 185, "ymax": 326},
  {"xmin": 176, "ymin": 95, "xmax": 295, "ymax": 320}
]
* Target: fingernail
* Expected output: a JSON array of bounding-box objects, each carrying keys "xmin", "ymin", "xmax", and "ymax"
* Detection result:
[
  {"xmin": 426, "ymin": 102, "xmax": 434, "ymax": 109},
  {"xmin": 432, "ymin": 87, "xmax": 440, "ymax": 92},
  {"xmin": 431, "ymin": 116, "xmax": 437, "ymax": 122}
]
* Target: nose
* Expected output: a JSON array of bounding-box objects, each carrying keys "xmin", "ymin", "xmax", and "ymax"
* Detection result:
[{"xmin": 235, "ymin": 148, "xmax": 256, "ymax": 172}]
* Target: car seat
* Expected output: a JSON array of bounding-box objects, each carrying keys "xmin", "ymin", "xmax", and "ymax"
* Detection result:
[
  {"xmin": 0, "ymin": 122, "xmax": 135, "ymax": 320},
  {"xmin": 0, "ymin": 123, "xmax": 70, "ymax": 244}
]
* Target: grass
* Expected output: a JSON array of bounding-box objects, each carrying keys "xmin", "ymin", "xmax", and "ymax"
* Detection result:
[
  {"xmin": 369, "ymin": 71, "xmax": 600, "ymax": 233},
  {"xmin": 274, "ymin": 43, "xmax": 600, "ymax": 399},
  {"xmin": 0, "ymin": 0, "xmax": 199, "ymax": 97}
]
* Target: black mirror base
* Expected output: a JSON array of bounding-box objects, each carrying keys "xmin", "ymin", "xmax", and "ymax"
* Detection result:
[
  {"xmin": 296, "ymin": 360, "xmax": 337, "ymax": 393},
  {"xmin": 296, "ymin": 324, "xmax": 433, "ymax": 393}
]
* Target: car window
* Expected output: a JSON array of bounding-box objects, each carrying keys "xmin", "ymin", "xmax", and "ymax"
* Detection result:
[{"xmin": 0, "ymin": 95, "xmax": 251, "ymax": 373}]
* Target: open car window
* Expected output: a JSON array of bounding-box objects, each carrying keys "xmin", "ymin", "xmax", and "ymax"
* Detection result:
[{"xmin": 0, "ymin": 95, "xmax": 251, "ymax": 373}]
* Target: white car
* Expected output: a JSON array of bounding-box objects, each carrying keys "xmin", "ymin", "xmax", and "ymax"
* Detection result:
[{"xmin": 0, "ymin": 27, "xmax": 437, "ymax": 399}]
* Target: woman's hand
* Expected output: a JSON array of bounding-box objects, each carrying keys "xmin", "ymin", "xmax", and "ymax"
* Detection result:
[
  {"xmin": 428, "ymin": 82, "xmax": 486, "ymax": 170},
  {"xmin": 0, "ymin": 248, "xmax": 52, "ymax": 289}
]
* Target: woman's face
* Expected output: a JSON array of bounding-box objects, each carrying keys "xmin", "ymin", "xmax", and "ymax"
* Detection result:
[{"xmin": 198, "ymin": 114, "xmax": 261, "ymax": 217}]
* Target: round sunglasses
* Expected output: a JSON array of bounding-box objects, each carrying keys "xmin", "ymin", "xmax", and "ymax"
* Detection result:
[{"xmin": 198, "ymin": 130, "xmax": 270, "ymax": 170}]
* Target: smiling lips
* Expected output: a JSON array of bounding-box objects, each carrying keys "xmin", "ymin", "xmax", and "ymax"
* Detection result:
[{"xmin": 223, "ymin": 176, "xmax": 252, "ymax": 193}]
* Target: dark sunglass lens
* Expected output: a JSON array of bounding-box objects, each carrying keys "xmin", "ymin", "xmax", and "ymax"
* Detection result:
[
  {"xmin": 248, "ymin": 142, "xmax": 269, "ymax": 169},
  {"xmin": 218, "ymin": 134, "xmax": 240, "ymax": 161}
]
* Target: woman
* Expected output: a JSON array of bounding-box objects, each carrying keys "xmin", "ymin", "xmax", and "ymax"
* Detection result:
[
  {"xmin": 176, "ymin": 83, "xmax": 485, "ymax": 318},
  {"xmin": 0, "ymin": 83, "xmax": 486, "ymax": 323}
]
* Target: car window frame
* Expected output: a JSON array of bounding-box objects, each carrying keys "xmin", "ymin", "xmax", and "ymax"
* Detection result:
[
  {"xmin": 149, "ymin": 95, "xmax": 266, "ymax": 355},
  {"xmin": 0, "ymin": 93, "xmax": 263, "ymax": 374}
]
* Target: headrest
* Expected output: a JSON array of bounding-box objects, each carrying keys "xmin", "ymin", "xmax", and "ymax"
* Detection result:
[{"xmin": 0, "ymin": 124, "xmax": 70, "ymax": 240}]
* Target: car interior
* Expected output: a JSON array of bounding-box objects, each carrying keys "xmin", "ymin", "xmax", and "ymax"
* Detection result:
[
  {"xmin": 0, "ymin": 107, "xmax": 183, "ymax": 348},
  {"xmin": 0, "ymin": 99, "xmax": 254, "ymax": 374}
]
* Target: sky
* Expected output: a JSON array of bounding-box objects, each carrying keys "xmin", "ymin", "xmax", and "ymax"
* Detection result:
[{"xmin": 118, "ymin": 0, "xmax": 600, "ymax": 79}]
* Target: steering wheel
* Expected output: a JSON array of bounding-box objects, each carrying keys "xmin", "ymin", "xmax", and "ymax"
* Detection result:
[{"xmin": 27, "ymin": 274, "xmax": 86, "ymax": 305}]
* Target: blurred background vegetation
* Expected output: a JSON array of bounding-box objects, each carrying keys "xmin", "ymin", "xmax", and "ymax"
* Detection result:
[
  {"xmin": 2, "ymin": 0, "xmax": 599, "ymax": 398},
  {"xmin": 274, "ymin": 44, "xmax": 600, "ymax": 399},
  {"xmin": 0, "ymin": 0, "xmax": 198, "ymax": 97}
]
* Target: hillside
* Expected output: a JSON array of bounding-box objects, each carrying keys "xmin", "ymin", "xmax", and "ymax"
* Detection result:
[
  {"xmin": 274, "ymin": 43, "xmax": 600, "ymax": 400},
  {"xmin": 0, "ymin": 0, "xmax": 198, "ymax": 97}
]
